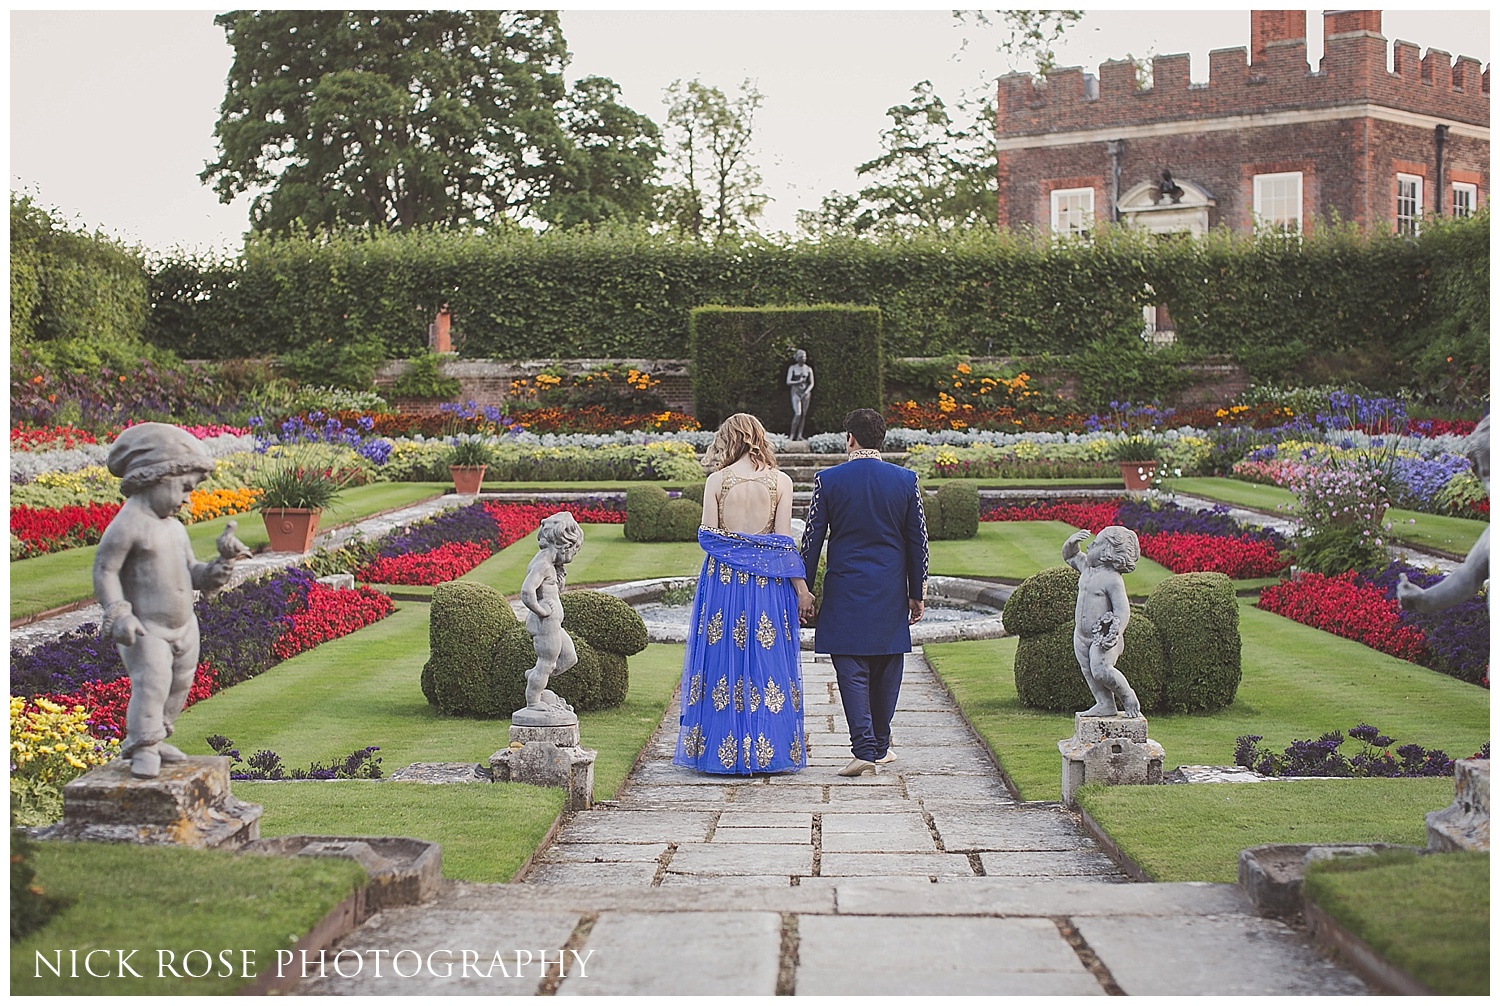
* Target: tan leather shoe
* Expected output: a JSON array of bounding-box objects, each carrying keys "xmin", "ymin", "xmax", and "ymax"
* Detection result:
[
  {"xmin": 875, "ymin": 748, "xmax": 898, "ymax": 765},
  {"xmin": 838, "ymin": 758, "xmax": 877, "ymax": 777}
]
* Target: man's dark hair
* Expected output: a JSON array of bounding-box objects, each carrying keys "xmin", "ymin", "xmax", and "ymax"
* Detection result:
[{"xmin": 844, "ymin": 409, "xmax": 886, "ymax": 451}]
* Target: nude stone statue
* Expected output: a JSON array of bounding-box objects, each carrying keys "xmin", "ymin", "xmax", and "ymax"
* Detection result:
[
  {"xmin": 93, "ymin": 423, "xmax": 248, "ymax": 777},
  {"xmin": 1063, "ymin": 526, "xmax": 1142, "ymax": 718},
  {"xmin": 786, "ymin": 349, "xmax": 815, "ymax": 441},
  {"xmin": 515, "ymin": 512, "xmax": 585, "ymax": 726},
  {"xmin": 1398, "ymin": 414, "xmax": 1490, "ymax": 613}
]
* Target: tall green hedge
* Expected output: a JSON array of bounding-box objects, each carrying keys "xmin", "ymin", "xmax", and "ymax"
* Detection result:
[
  {"xmin": 143, "ymin": 219, "xmax": 1486, "ymax": 389},
  {"xmin": 11, "ymin": 194, "xmax": 148, "ymax": 346},
  {"xmin": 690, "ymin": 305, "xmax": 883, "ymax": 434}
]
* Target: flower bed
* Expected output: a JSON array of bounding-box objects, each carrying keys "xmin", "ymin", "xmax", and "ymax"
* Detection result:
[
  {"xmin": 1234, "ymin": 723, "xmax": 1480, "ymax": 779},
  {"xmin": 10, "ymin": 568, "xmax": 395, "ymax": 740},
  {"xmin": 11, "ymin": 502, "xmax": 122, "ymax": 558},
  {"xmin": 1136, "ymin": 532, "xmax": 1286, "ymax": 578},
  {"xmin": 355, "ymin": 500, "xmax": 626, "ymax": 585}
]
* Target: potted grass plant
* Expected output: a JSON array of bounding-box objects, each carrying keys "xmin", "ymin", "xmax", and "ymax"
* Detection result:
[
  {"xmin": 253, "ymin": 452, "xmax": 353, "ymax": 553},
  {"xmin": 1112, "ymin": 435, "xmax": 1162, "ymax": 491},
  {"xmin": 446, "ymin": 435, "xmax": 494, "ymax": 495}
]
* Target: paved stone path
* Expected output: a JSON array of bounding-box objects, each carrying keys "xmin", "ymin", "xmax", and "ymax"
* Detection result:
[{"xmin": 298, "ymin": 651, "xmax": 1368, "ymax": 995}]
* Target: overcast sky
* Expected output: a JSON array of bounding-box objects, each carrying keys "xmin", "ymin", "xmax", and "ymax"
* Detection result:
[{"xmin": 9, "ymin": 8, "xmax": 1491, "ymax": 255}]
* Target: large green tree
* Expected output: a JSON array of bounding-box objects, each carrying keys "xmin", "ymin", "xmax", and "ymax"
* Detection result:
[
  {"xmin": 202, "ymin": 10, "xmax": 659, "ymax": 233},
  {"xmin": 659, "ymin": 78, "xmax": 767, "ymax": 240}
]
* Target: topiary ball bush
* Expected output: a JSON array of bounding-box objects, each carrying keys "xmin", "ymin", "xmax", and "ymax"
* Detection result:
[
  {"xmin": 1144, "ymin": 572, "xmax": 1242, "ymax": 712},
  {"xmin": 598, "ymin": 651, "xmax": 629, "ymax": 708},
  {"xmin": 624, "ymin": 484, "xmax": 668, "ymax": 541},
  {"xmin": 483, "ymin": 629, "xmax": 604, "ymax": 716},
  {"xmin": 561, "ymin": 590, "xmax": 649, "ymax": 656},
  {"xmin": 928, "ymin": 480, "xmax": 979, "ymax": 540},
  {"xmin": 423, "ymin": 580, "xmax": 517, "ymax": 707},
  {"xmin": 1012, "ymin": 607, "xmax": 1165, "ymax": 713},
  {"xmin": 659, "ymin": 498, "xmax": 702, "ymax": 541},
  {"xmin": 1002, "ymin": 565, "xmax": 1080, "ymax": 637},
  {"xmin": 680, "ymin": 482, "xmax": 706, "ymax": 504}
]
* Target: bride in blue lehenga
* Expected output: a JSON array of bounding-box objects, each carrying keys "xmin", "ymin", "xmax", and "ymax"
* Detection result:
[{"xmin": 674, "ymin": 413, "xmax": 814, "ymax": 774}]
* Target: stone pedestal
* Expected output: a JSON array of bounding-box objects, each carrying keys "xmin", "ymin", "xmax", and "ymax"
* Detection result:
[
  {"xmin": 32, "ymin": 757, "xmax": 261, "ymax": 848},
  {"xmin": 490, "ymin": 723, "xmax": 596, "ymax": 811},
  {"xmin": 1058, "ymin": 714, "xmax": 1164, "ymax": 807},
  {"xmin": 1426, "ymin": 757, "xmax": 1489, "ymax": 852}
]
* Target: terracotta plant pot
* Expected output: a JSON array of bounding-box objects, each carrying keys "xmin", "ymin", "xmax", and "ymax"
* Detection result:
[
  {"xmin": 449, "ymin": 465, "xmax": 487, "ymax": 495},
  {"xmin": 262, "ymin": 508, "xmax": 321, "ymax": 553},
  {"xmin": 1119, "ymin": 460, "xmax": 1159, "ymax": 491}
]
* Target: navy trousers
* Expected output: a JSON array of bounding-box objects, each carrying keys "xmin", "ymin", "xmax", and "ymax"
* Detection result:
[{"xmin": 831, "ymin": 653, "xmax": 904, "ymax": 762}]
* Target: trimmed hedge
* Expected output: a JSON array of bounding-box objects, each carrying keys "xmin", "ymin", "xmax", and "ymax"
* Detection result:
[
  {"xmin": 1004, "ymin": 566, "xmax": 1241, "ymax": 713},
  {"xmin": 925, "ymin": 480, "xmax": 979, "ymax": 540},
  {"xmin": 142, "ymin": 220, "xmax": 1488, "ymax": 393},
  {"xmin": 690, "ymin": 304, "xmax": 883, "ymax": 435},
  {"xmin": 624, "ymin": 484, "xmax": 701, "ymax": 542},
  {"xmin": 423, "ymin": 583, "xmax": 647, "ymax": 718},
  {"xmin": 1143, "ymin": 572, "xmax": 1241, "ymax": 713}
]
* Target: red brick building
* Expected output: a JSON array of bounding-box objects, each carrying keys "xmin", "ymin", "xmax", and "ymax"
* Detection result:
[{"xmin": 995, "ymin": 10, "xmax": 1488, "ymax": 238}]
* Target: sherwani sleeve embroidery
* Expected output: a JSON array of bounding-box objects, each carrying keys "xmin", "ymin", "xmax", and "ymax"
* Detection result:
[
  {"xmin": 907, "ymin": 478, "xmax": 929, "ymax": 601},
  {"xmin": 800, "ymin": 474, "xmax": 827, "ymax": 586}
]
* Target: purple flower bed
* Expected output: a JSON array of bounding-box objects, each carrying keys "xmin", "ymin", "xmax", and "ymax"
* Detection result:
[
  {"xmin": 1115, "ymin": 499, "xmax": 1287, "ymax": 549},
  {"xmin": 250, "ymin": 411, "xmax": 392, "ymax": 466},
  {"xmin": 377, "ymin": 502, "xmax": 504, "ymax": 559},
  {"xmin": 206, "ymin": 734, "xmax": 382, "ymax": 780},
  {"xmin": 10, "ymin": 567, "xmax": 315, "ymax": 697},
  {"xmin": 1234, "ymin": 722, "xmax": 1470, "ymax": 778},
  {"xmin": 1362, "ymin": 561, "xmax": 1489, "ymax": 686},
  {"xmin": 1389, "ymin": 454, "xmax": 1475, "ymax": 510}
]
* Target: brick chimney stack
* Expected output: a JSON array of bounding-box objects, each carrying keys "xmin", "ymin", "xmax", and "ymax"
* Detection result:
[
  {"xmin": 1250, "ymin": 10, "xmax": 1307, "ymax": 65},
  {"xmin": 1323, "ymin": 10, "xmax": 1382, "ymax": 39}
]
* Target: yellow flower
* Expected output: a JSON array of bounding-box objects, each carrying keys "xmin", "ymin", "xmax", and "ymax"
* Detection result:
[{"xmin": 955, "ymin": 362, "xmax": 972, "ymax": 375}]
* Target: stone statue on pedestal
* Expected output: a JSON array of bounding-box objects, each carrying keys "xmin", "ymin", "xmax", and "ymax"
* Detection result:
[
  {"xmin": 786, "ymin": 349, "xmax": 815, "ymax": 441},
  {"xmin": 93, "ymin": 423, "xmax": 246, "ymax": 778},
  {"xmin": 514, "ymin": 512, "xmax": 584, "ymax": 726},
  {"xmin": 1063, "ymin": 526, "xmax": 1142, "ymax": 717},
  {"xmin": 1398, "ymin": 414, "xmax": 1489, "ymax": 613}
]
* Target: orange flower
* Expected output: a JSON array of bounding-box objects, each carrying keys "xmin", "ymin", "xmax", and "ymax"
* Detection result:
[{"xmin": 31, "ymin": 375, "xmax": 43, "ymax": 384}]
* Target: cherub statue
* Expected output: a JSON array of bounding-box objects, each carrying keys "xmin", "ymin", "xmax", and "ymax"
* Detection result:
[
  {"xmin": 1398, "ymin": 414, "xmax": 1490, "ymax": 613},
  {"xmin": 93, "ymin": 423, "xmax": 245, "ymax": 777},
  {"xmin": 786, "ymin": 349, "xmax": 815, "ymax": 441},
  {"xmin": 1063, "ymin": 526, "xmax": 1142, "ymax": 718},
  {"xmin": 515, "ymin": 512, "xmax": 585, "ymax": 726}
]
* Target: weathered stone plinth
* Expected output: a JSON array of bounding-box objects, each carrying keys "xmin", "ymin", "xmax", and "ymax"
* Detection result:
[
  {"xmin": 491, "ymin": 723, "xmax": 596, "ymax": 811},
  {"xmin": 1238, "ymin": 843, "xmax": 1415, "ymax": 918},
  {"xmin": 32, "ymin": 756, "xmax": 261, "ymax": 848},
  {"xmin": 1426, "ymin": 757, "xmax": 1489, "ymax": 852},
  {"xmin": 242, "ymin": 835, "xmax": 442, "ymax": 912},
  {"xmin": 1058, "ymin": 714, "xmax": 1164, "ymax": 806}
]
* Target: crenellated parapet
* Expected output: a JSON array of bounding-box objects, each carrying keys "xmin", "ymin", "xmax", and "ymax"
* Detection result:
[{"xmin": 998, "ymin": 11, "xmax": 1488, "ymax": 139}]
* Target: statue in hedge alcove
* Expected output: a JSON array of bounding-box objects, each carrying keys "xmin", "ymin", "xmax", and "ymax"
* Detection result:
[
  {"xmin": 786, "ymin": 349, "xmax": 815, "ymax": 440},
  {"xmin": 1064, "ymin": 527, "xmax": 1143, "ymax": 717}
]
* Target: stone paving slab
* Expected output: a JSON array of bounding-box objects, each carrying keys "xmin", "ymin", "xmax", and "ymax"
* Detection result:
[
  {"xmin": 537, "ymin": 843, "xmax": 668, "ymax": 863},
  {"xmin": 825, "ymin": 878, "xmax": 1254, "ymax": 917},
  {"xmin": 554, "ymin": 811, "xmax": 714, "ymax": 844},
  {"xmin": 440, "ymin": 881, "xmax": 836, "ymax": 914},
  {"xmin": 795, "ymin": 915, "xmax": 1103, "ymax": 996},
  {"xmin": 299, "ymin": 907, "xmax": 580, "ymax": 995},
  {"xmin": 667, "ymin": 842, "xmax": 812, "ymax": 876},
  {"xmin": 927, "ymin": 807, "xmax": 1098, "ymax": 851},
  {"xmin": 820, "ymin": 812, "xmax": 928, "ymax": 834},
  {"xmin": 715, "ymin": 811, "xmax": 814, "ymax": 829},
  {"xmin": 658, "ymin": 873, "xmax": 794, "ymax": 888},
  {"xmin": 556, "ymin": 911, "xmax": 781, "ymax": 996},
  {"xmin": 712, "ymin": 826, "xmax": 809, "ymax": 844},
  {"xmin": 523, "ymin": 862, "xmax": 660, "ymax": 886},
  {"xmin": 1076, "ymin": 914, "xmax": 1369, "ymax": 995},
  {"xmin": 979, "ymin": 850, "xmax": 1121, "ymax": 877},
  {"xmin": 821, "ymin": 829, "xmax": 938, "ymax": 853},
  {"xmin": 609, "ymin": 785, "xmax": 732, "ymax": 805},
  {"xmin": 818, "ymin": 852, "xmax": 976, "ymax": 877},
  {"xmin": 904, "ymin": 773, "xmax": 1016, "ymax": 804}
]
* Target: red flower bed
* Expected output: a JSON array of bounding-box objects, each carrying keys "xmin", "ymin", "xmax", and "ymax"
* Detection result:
[
  {"xmin": 1138, "ymin": 532, "xmax": 1287, "ymax": 578},
  {"xmin": 10, "ymin": 424, "xmax": 106, "ymax": 451},
  {"xmin": 982, "ymin": 501, "xmax": 1121, "ymax": 532},
  {"xmin": 272, "ymin": 582, "xmax": 395, "ymax": 660},
  {"xmin": 11, "ymin": 502, "xmax": 123, "ymax": 556},
  {"xmin": 1257, "ymin": 571, "xmax": 1426, "ymax": 662},
  {"xmin": 359, "ymin": 541, "xmax": 494, "ymax": 586},
  {"xmin": 480, "ymin": 501, "xmax": 627, "ymax": 545},
  {"xmin": 48, "ymin": 663, "xmax": 216, "ymax": 742}
]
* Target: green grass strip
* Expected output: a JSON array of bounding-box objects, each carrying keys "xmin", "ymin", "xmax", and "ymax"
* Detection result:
[
  {"xmin": 458, "ymin": 522, "xmax": 705, "ymax": 592},
  {"xmin": 1165, "ymin": 477, "xmax": 1485, "ymax": 554},
  {"xmin": 11, "ymin": 842, "xmax": 366, "ymax": 995},
  {"xmin": 1303, "ymin": 850, "xmax": 1489, "ymax": 995},
  {"xmin": 924, "ymin": 600, "xmax": 1488, "ymax": 804},
  {"xmin": 1074, "ymin": 779, "xmax": 1451, "ymax": 883},
  {"xmin": 172, "ymin": 602, "xmax": 685, "ymax": 879},
  {"xmin": 929, "ymin": 521, "xmax": 1173, "ymax": 593},
  {"xmin": 9, "ymin": 482, "xmax": 448, "ymax": 621},
  {"xmin": 922, "ymin": 477, "xmax": 1122, "ymax": 488},
  {"xmin": 477, "ymin": 480, "xmax": 696, "ymax": 490}
]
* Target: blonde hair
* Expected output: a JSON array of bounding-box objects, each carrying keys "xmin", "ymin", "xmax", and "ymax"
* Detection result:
[{"xmin": 708, "ymin": 413, "xmax": 778, "ymax": 472}]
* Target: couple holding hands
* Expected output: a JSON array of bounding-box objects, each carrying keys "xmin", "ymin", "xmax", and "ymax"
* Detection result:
[{"xmin": 673, "ymin": 408, "xmax": 928, "ymax": 779}]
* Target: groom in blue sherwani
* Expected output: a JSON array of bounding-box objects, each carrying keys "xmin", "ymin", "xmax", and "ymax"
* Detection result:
[{"xmin": 799, "ymin": 409, "xmax": 929, "ymax": 777}]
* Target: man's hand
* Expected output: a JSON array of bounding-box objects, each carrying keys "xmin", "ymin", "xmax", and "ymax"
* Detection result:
[
  {"xmin": 796, "ymin": 587, "xmax": 816, "ymax": 624},
  {"xmin": 908, "ymin": 599, "xmax": 924, "ymax": 624}
]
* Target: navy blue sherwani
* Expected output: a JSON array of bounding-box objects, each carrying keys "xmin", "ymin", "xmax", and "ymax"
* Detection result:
[{"xmin": 800, "ymin": 457, "xmax": 929, "ymax": 761}]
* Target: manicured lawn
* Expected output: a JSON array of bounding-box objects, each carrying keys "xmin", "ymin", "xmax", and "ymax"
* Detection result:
[
  {"xmin": 478, "ymin": 480, "xmax": 697, "ymax": 490},
  {"xmin": 1166, "ymin": 477, "xmax": 1485, "ymax": 555},
  {"xmin": 11, "ymin": 842, "xmax": 366, "ymax": 994},
  {"xmin": 172, "ymin": 602, "xmax": 685, "ymax": 879},
  {"xmin": 1074, "ymin": 780, "xmax": 1451, "ymax": 883},
  {"xmin": 458, "ymin": 521, "xmax": 705, "ymax": 592},
  {"xmin": 923, "ymin": 477, "xmax": 1122, "ymax": 489},
  {"xmin": 9, "ymin": 482, "xmax": 448, "ymax": 621},
  {"xmin": 1303, "ymin": 850, "xmax": 1488, "ymax": 995},
  {"xmin": 929, "ymin": 520, "xmax": 1174, "ymax": 594},
  {"xmin": 924, "ymin": 599, "xmax": 1488, "ymax": 803}
]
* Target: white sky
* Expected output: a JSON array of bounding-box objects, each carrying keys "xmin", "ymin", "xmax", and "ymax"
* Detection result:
[{"xmin": 8, "ymin": 7, "xmax": 1492, "ymax": 255}]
